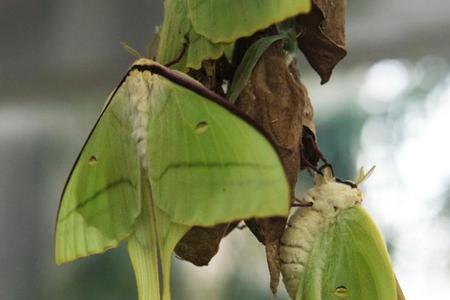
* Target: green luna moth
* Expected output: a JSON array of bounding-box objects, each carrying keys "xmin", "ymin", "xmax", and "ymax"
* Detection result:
[
  {"xmin": 280, "ymin": 167, "xmax": 397, "ymax": 300},
  {"xmin": 55, "ymin": 59, "xmax": 290, "ymax": 300}
]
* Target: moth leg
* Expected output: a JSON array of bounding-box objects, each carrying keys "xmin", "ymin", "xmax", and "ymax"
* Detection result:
[{"xmin": 292, "ymin": 197, "xmax": 313, "ymax": 207}]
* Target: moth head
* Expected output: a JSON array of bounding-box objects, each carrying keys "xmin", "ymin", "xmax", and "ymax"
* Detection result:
[
  {"xmin": 132, "ymin": 58, "xmax": 156, "ymax": 67},
  {"xmin": 307, "ymin": 166, "xmax": 375, "ymax": 213}
]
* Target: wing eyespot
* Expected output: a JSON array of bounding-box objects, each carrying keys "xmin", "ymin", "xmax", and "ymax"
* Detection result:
[
  {"xmin": 334, "ymin": 286, "xmax": 348, "ymax": 298},
  {"xmin": 88, "ymin": 155, "xmax": 98, "ymax": 166},
  {"xmin": 195, "ymin": 121, "xmax": 209, "ymax": 134}
]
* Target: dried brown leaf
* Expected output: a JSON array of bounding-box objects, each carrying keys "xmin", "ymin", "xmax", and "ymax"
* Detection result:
[
  {"xmin": 174, "ymin": 223, "xmax": 237, "ymax": 266},
  {"xmin": 288, "ymin": 60, "xmax": 322, "ymax": 169},
  {"xmin": 237, "ymin": 41, "xmax": 306, "ymax": 294},
  {"xmin": 295, "ymin": 0, "xmax": 347, "ymax": 83}
]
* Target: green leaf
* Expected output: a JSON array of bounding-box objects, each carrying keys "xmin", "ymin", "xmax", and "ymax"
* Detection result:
[
  {"xmin": 187, "ymin": 0, "xmax": 311, "ymax": 43},
  {"xmin": 56, "ymin": 59, "xmax": 290, "ymax": 300},
  {"xmin": 228, "ymin": 34, "xmax": 288, "ymax": 103},
  {"xmin": 276, "ymin": 19, "xmax": 299, "ymax": 55}
]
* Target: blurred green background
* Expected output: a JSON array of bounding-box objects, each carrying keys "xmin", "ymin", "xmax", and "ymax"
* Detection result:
[{"xmin": 1, "ymin": 1, "xmax": 450, "ymax": 299}]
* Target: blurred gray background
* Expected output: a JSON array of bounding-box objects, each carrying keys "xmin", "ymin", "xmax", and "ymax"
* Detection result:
[{"xmin": 1, "ymin": 1, "xmax": 450, "ymax": 299}]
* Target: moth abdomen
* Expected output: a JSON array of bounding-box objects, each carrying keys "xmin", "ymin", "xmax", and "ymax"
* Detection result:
[{"xmin": 280, "ymin": 207, "xmax": 326, "ymax": 298}]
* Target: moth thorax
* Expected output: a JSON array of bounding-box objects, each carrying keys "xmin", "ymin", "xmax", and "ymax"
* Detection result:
[
  {"xmin": 127, "ymin": 70, "xmax": 152, "ymax": 170},
  {"xmin": 280, "ymin": 180, "xmax": 363, "ymax": 298}
]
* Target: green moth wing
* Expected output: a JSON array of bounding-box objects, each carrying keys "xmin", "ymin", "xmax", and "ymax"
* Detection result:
[
  {"xmin": 127, "ymin": 173, "xmax": 160, "ymax": 300},
  {"xmin": 131, "ymin": 60, "xmax": 290, "ymax": 299},
  {"xmin": 296, "ymin": 206, "xmax": 397, "ymax": 300},
  {"xmin": 157, "ymin": 0, "xmax": 229, "ymax": 71},
  {"xmin": 143, "ymin": 63, "xmax": 290, "ymax": 226},
  {"xmin": 187, "ymin": 0, "xmax": 311, "ymax": 43},
  {"xmin": 56, "ymin": 58, "xmax": 290, "ymax": 300},
  {"xmin": 55, "ymin": 83, "xmax": 141, "ymax": 264},
  {"xmin": 158, "ymin": 0, "xmax": 311, "ymax": 71},
  {"xmin": 280, "ymin": 168, "xmax": 397, "ymax": 300}
]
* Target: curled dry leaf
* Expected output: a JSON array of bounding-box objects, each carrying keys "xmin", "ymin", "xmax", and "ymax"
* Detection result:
[
  {"xmin": 300, "ymin": 125, "xmax": 323, "ymax": 169},
  {"xmin": 296, "ymin": 76, "xmax": 315, "ymax": 134},
  {"xmin": 289, "ymin": 61, "xmax": 323, "ymax": 168},
  {"xmin": 295, "ymin": 0, "xmax": 347, "ymax": 83},
  {"xmin": 174, "ymin": 223, "xmax": 238, "ymax": 266},
  {"xmin": 236, "ymin": 41, "xmax": 306, "ymax": 294}
]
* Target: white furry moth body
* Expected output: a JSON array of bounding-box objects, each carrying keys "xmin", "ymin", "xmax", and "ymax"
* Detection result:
[{"xmin": 280, "ymin": 167, "xmax": 398, "ymax": 300}]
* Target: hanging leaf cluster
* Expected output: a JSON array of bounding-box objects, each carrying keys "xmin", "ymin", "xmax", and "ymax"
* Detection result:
[{"xmin": 157, "ymin": 0, "xmax": 311, "ymax": 71}]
